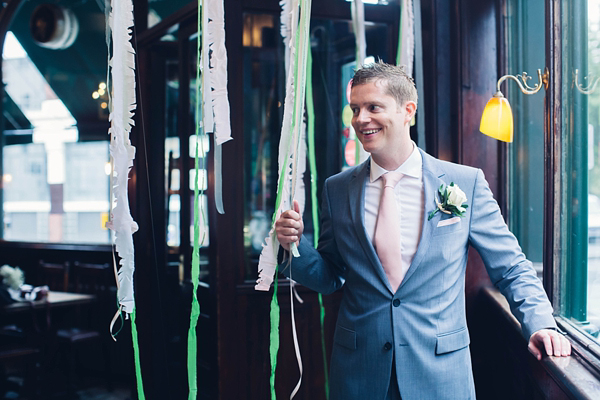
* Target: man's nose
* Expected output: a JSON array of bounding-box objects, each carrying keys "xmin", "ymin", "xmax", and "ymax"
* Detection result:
[{"xmin": 354, "ymin": 109, "xmax": 370, "ymax": 124}]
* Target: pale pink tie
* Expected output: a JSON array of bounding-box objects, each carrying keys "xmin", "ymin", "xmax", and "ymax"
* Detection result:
[{"xmin": 374, "ymin": 171, "xmax": 404, "ymax": 291}]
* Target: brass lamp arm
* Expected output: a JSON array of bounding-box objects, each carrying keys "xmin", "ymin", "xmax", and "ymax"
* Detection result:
[
  {"xmin": 496, "ymin": 68, "xmax": 549, "ymax": 95},
  {"xmin": 574, "ymin": 69, "xmax": 600, "ymax": 94}
]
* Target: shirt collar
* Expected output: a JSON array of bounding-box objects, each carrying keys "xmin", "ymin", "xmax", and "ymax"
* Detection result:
[{"xmin": 369, "ymin": 142, "xmax": 422, "ymax": 183}]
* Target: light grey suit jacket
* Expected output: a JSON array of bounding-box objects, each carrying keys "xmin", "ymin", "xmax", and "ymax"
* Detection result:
[{"xmin": 285, "ymin": 149, "xmax": 556, "ymax": 400}]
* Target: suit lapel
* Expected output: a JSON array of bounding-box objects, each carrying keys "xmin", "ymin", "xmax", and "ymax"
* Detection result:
[
  {"xmin": 348, "ymin": 160, "xmax": 394, "ymax": 292},
  {"xmin": 398, "ymin": 150, "xmax": 447, "ymax": 289}
]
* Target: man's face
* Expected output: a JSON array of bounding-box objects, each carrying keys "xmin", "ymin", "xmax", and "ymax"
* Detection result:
[{"xmin": 350, "ymin": 81, "xmax": 415, "ymax": 164}]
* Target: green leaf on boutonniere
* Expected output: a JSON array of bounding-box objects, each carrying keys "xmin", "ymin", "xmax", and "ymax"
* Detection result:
[{"xmin": 427, "ymin": 209, "xmax": 438, "ymax": 221}]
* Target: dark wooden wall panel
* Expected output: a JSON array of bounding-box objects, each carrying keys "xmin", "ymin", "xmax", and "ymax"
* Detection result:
[{"xmin": 236, "ymin": 287, "xmax": 342, "ymax": 400}]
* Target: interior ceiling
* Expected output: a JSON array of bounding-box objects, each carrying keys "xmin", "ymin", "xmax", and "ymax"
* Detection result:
[
  {"xmin": 4, "ymin": 93, "xmax": 31, "ymax": 131},
  {"xmin": 7, "ymin": 0, "xmax": 191, "ymax": 141}
]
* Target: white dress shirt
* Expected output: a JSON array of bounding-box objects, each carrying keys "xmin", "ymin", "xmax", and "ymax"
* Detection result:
[{"xmin": 364, "ymin": 143, "xmax": 424, "ymax": 277}]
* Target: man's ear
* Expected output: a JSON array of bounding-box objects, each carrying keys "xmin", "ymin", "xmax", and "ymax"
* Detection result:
[{"xmin": 404, "ymin": 101, "xmax": 417, "ymax": 123}]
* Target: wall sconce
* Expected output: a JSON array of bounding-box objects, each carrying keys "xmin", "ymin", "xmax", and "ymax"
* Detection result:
[
  {"xmin": 480, "ymin": 68, "xmax": 549, "ymax": 142},
  {"xmin": 574, "ymin": 69, "xmax": 599, "ymax": 94}
]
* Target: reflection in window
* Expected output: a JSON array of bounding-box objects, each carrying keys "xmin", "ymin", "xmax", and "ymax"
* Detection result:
[
  {"xmin": 583, "ymin": 0, "xmax": 600, "ymax": 337},
  {"xmin": 163, "ymin": 44, "xmax": 211, "ymax": 250},
  {"xmin": 2, "ymin": 31, "xmax": 110, "ymax": 244},
  {"xmin": 560, "ymin": 0, "xmax": 600, "ymax": 341},
  {"xmin": 505, "ymin": 0, "xmax": 545, "ymax": 278}
]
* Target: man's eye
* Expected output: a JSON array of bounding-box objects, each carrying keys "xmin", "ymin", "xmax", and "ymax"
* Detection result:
[
  {"xmin": 351, "ymin": 108, "xmax": 359, "ymax": 115},
  {"xmin": 370, "ymin": 105, "xmax": 381, "ymax": 112}
]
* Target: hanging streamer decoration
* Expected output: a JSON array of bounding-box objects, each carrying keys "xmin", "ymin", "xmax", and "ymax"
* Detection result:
[
  {"xmin": 397, "ymin": 0, "xmax": 415, "ymax": 75},
  {"xmin": 189, "ymin": 0, "xmax": 232, "ymax": 396},
  {"xmin": 106, "ymin": 0, "xmax": 144, "ymax": 398},
  {"xmin": 256, "ymin": 0, "xmax": 312, "ymax": 398},
  {"xmin": 351, "ymin": 0, "xmax": 366, "ymax": 67},
  {"xmin": 187, "ymin": 3, "xmax": 204, "ymax": 399},
  {"xmin": 203, "ymin": 0, "xmax": 232, "ymax": 214},
  {"xmin": 350, "ymin": 0, "xmax": 369, "ymax": 166},
  {"xmin": 255, "ymin": 0, "xmax": 311, "ymax": 291}
]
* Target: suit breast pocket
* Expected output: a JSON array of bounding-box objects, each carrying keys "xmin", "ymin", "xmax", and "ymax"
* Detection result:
[
  {"xmin": 432, "ymin": 219, "xmax": 464, "ymax": 237},
  {"xmin": 334, "ymin": 325, "xmax": 356, "ymax": 350}
]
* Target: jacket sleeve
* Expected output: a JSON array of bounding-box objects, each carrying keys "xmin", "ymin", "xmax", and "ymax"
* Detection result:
[
  {"xmin": 280, "ymin": 180, "xmax": 347, "ymax": 294},
  {"xmin": 468, "ymin": 169, "xmax": 557, "ymax": 339}
]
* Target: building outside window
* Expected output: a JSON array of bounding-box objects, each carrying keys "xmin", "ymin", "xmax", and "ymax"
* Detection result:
[{"xmin": 2, "ymin": 31, "xmax": 110, "ymax": 245}]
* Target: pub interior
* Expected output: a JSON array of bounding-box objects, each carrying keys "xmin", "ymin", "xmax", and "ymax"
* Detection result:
[{"xmin": 0, "ymin": 0, "xmax": 599, "ymax": 399}]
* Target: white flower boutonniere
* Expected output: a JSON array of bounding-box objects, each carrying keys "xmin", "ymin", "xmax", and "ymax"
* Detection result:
[{"xmin": 428, "ymin": 182, "xmax": 469, "ymax": 221}]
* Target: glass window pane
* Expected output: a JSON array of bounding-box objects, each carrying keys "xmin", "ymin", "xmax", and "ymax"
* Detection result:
[
  {"xmin": 560, "ymin": 0, "xmax": 600, "ymax": 340},
  {"xmin": 3, "ymin": 0, "xmax": 111, "ymax": 245},
  {"xmin": 506, "ymin": 0, "xmax": 545, "ymax": 279},
  {"xmin": 3, "ymin": 141, "xmax": 110, "ymax": 244}
]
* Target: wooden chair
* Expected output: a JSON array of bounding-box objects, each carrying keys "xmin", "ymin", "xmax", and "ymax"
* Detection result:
[
  {"xmin": 0, "ymin": 344, "xmax": 41, "ymax": 398},
  {"xmin": 0, "ymin": 310, "xmax": 43, "ymax": 398},
  {"xmin": 37, "ymin": 261, "xmax": 70, "ymax": 292},
  {"xmin": 72, "ymin": 262, "xmax": 113, "ymax": 296},
  {"xmin": 55, "ymin": 262, "xmax": 113, "ymax": 394}
]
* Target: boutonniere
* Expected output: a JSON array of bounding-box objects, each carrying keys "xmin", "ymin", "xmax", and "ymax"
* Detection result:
[{"xmin": 428, "ymin": 182, "xmax": 468, "ymax": 221}]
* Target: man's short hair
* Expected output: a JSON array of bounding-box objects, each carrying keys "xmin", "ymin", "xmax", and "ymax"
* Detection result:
[{"xmin": 352, "ymin": 61, "xmax": 418, "ymax": 107}]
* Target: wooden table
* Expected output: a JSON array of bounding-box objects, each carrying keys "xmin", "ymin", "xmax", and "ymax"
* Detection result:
[{"xmin": 1, "ymin": 291, "xmax": 96, "ymax": 314}]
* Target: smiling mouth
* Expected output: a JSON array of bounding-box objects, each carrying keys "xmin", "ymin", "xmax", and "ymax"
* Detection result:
[{"xmin": 361, "ymin": 129, "xmax": 381, "ymax": 136}]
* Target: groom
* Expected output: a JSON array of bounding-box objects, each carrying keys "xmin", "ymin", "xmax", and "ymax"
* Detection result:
[{"xmin": 275, "ymin": 61, "xmax": 570, "ymax": 400}]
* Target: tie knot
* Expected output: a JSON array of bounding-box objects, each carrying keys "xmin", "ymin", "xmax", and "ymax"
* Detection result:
[{"xmin": 382, "ymin": 171, "xmax": 403, "ymax": 189}]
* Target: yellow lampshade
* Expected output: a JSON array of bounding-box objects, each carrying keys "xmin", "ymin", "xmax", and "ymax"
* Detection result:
[{"xmin": 479, "ymin": 93, "xmax": 514, "ymax": 143}]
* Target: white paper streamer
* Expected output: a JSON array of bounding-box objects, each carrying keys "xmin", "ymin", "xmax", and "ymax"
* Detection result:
[
  {"xmin": 350, "ymin": 0, "xmax": 369, "ymax": 166},
  {"xmin": 280, "ymin": 0, "xmax": 293, "ymax": 73},
  {"xmin": 256, "ymin": 0, "xmax": 310, "ymax": 292},
  {"xmin": 106, "ymin": 0, "xmax": 138, "ymax": 315},
  {"xmin": 351, "ymin": 0, "xmax": 366, "ymax": 66},
  {"xmin": 399, "ymin": 0, "xmax": 415, "ymax": 76},
  {"xmin": 203, "ymin": 0, "xmax": 231, "ymax": 145}
]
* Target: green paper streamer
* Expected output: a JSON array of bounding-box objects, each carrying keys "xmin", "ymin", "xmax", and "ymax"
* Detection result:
[
  {"xmin": 269, "ymin": 268, "xmax": 281, "ymax": 400},
  {"xmin": 306, "ymin": 45, "xmax": 329, "ymax": 400},
  {"xmin": 396, "ymin": 1, "xmax": 403, "ymax": 66},
  {"xmin": 187, "ymin": 3, "xmax": 205, "ymax": 399},
  {"xmin": 131, "ymin": 308, "xmax": 146, "ymax": 400},
  {"xmin": 268, "ymin": 0, "xmax": 313, "ymax": 397}
]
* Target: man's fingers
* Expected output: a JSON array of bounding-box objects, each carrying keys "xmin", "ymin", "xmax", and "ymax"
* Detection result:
[
  {"xmin": 277, "ymin": 217, "xmax": 301, "ymax": 229},
  {"xmin": 281, "ymin": 227, "xmax": 300, "ymax": 236},
  {"xmin": 279, "ymin": 208, "xmax": 301, "ymax": 222},
  {"xmin": 557, "ymin": 333, "xmax": 571, "ymax": 356},
  {"xmin": 275, "ymin": 201, "xmax": 304, "ymax": 251},
  {"xmin": 542, "ymin": 334, "xmax": 553, "ymax": 357},
  {"xmin": 529, "ymin": 329, "xmax": 572, "ymax": 359},
  {"xmin": 276, "ymin": 211, "xmax": 302, "ymax": 229},
  {"xmin": 528, "ymin": 341, "xmax": 542, "ymax": 360},
  {"xmin": 561, "ymin": 336, "xmax": 571, "ymax": 356},
  {"xmin": 293, "ymin": 199, "xmax": 300, "ymax": 214},
  {"xmin": 550, "ymin": 333, "xmax": 562, "ymax": 356}
]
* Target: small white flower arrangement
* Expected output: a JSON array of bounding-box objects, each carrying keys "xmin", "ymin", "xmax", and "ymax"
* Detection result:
[
  {"xmin": 0, "ymin": 264, "xmax": 25, "ymax": 290},
  {"xmin": 428, "ymin": 183, "xmax": 469, "ymax": 220}
]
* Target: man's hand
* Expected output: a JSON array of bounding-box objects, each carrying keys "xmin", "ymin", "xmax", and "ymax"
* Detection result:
[
  {"xmin": 275, "ymin": 200, "xmax": 304, "ymax": 251},
  {"xmin": 528, "ymin": 329, "xmax": 571, "ymax": 360}
]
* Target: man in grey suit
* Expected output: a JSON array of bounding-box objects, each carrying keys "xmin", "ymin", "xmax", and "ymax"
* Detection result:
[{"xmin": 275, "ymin": 62, "xmax": 571, "ymax": 399}]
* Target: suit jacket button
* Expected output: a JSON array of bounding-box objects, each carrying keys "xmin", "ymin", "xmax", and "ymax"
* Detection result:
[
  {"xmin": 384, "ymin": 342, "xmax": 392, "ymax": 351},
  {"xmin": 393, "ymin": 299, "xmax": 401, "ymax": 307}
]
